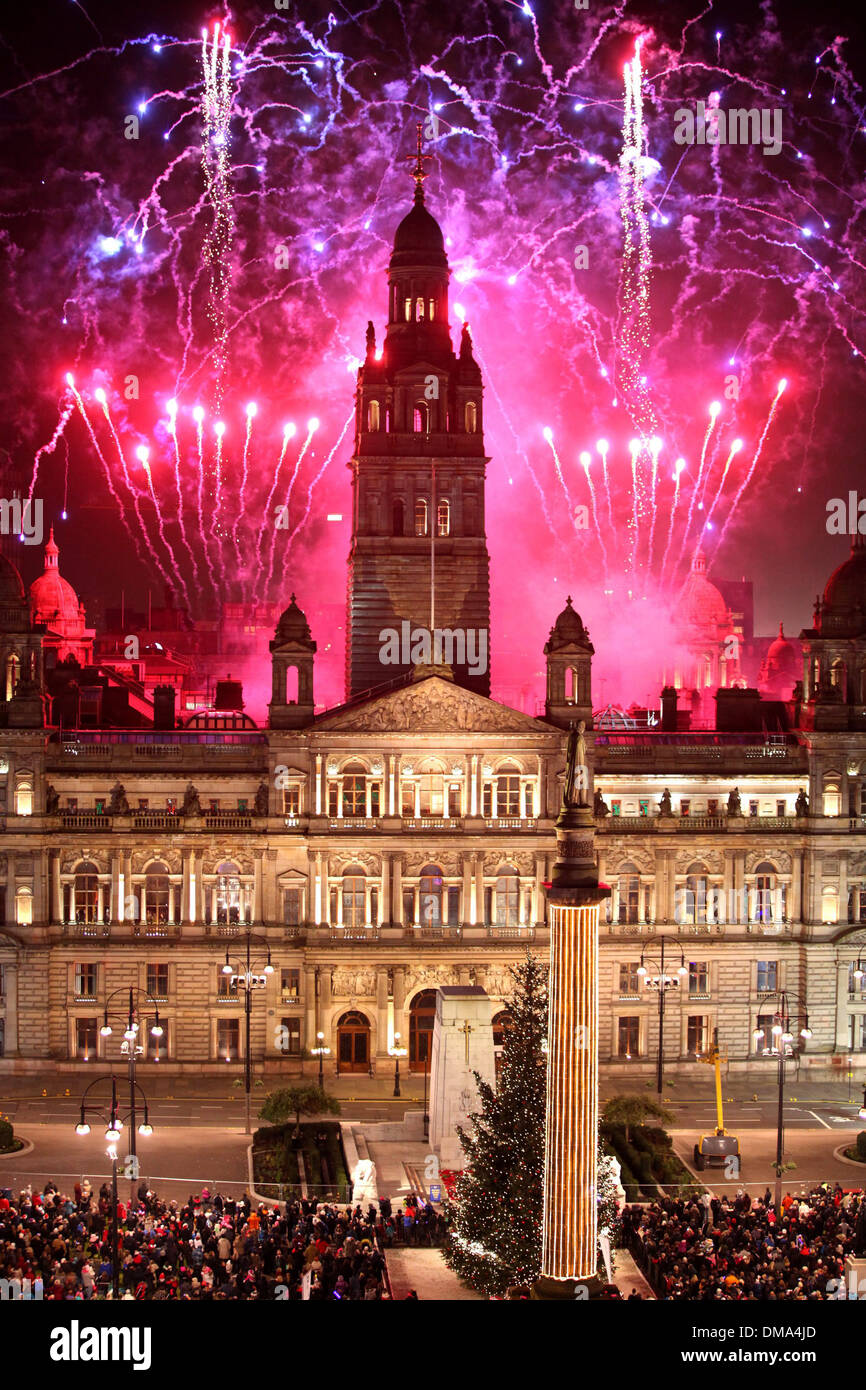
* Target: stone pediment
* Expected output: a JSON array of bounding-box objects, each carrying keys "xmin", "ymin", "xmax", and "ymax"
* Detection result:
[{"xmin": 315, "ymin": 676, "xmax": 551, "ymax": 734}]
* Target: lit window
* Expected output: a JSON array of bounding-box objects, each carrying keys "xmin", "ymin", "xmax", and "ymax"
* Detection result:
[
  {"xmin": 437, "ymin": 500, "xmax": 450, "ymax": 536},
  {"xmin": 414, "ymin": 499, "xmax": 428, "ymax": 536}
]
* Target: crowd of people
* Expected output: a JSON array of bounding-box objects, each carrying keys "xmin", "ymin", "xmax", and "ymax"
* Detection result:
[
  {"xmin": 0, "ymin": 1180, "xmax": 440, "ymax": 1299},
  {"xmin": 625, "ymin": 1184, "xmax": 866, "ymax": 1300}
]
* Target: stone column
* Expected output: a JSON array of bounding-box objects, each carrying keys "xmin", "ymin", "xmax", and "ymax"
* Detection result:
[
  {"xmin": 836, "ymin": 961, "xmax": 853, "ymax": 1050},
  {"xmin": 534, "ymin": 852, "xmax": 546, "ymax": 925},
  {"xmin": 470, "ymin": 754, "xmax": 478, "ymax": 815},
  {"xmin": 474, "ymin": 854, "xmax": 485, "ymax": 926},
  {"xmin": 791, "ymin": 850, "xmax": 803, "ymax": 923},
  {"xmin": 196, "ymin": 855, "xmax": 206, "ymax": 925},
  {"xmin": 304, "ymin": 965, "xmax": 318, "ymax": 1050},
  {"xmin": 321, "ymin": 855, "xmax": 331, "ymax": 926},
  {"xmin": 393, "ymin": 855, "xmax": 403, "ymax": 926},
  {"xmin": 388, "ymin": 756, "xmax": 396, "ymax": 816},
  {"xmin": 393, "ymin": 965, "xmax": 406, "ymax": 1041},
  {"xmin": 462, "ymin": 855, "xmax": 473, "ymax": 925},
  {"xmin": 51, "ymin": 851, "xmax": 62, "ymax": 925},
  {"xmin": 264, "ymin": 850, "xmax": 277, "ymax": 924},
  {"xmin": 457, "ymin": 964, "xmax": 471, "ymax": 986},
  {"xmin": 3, "ymin": 962, "xmax": 18, "ymax": 1053},
  {"xmin": 376, "ymin": 969, "xmax": 390, "ymax": 1054},
  {"xmin": 5, "ymin": 856, "xmax": 16, "ymax": 927},
  {"xmin": 181, "ymin": 851, "xmax": 191, "ymax": 925},
  {"xmin": 254, "ymin": 851, "xmax": 264, "ymax": 924},
  {"xmin": 839, "ymin": 851, "xmax": 849, "ymax": 925},
  {"xmin": 381, "ymin": 853, "xmax": 391, "ymax": 925}
]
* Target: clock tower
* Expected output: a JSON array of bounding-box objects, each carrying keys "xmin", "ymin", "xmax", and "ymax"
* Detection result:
[{"xmin": 346, "ymin": 128, "xmax": 491, "ymax": 699}]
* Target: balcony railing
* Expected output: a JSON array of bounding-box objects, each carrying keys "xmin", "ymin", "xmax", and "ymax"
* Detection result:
[
  {"xmin": 133, "ymin": 811, "xmax": 179, "ymax": 830},
  {"xmin": 60, "ymin": 812, "xmax": 111, "ymax": 830},
  {"xmin": 403, "ymin": 817, "xmax": 463, "ymax": 830},
  {"xmin": 406, "ymin": 926, "xmax": 463, "ymax": 940},
  {"xmin": 487, "ymin": 925, "xmax": 536, "ymax": 939},
  {"xmin": 328, "ymin": 925, "xmax": 380, "ymax": 941},
  {"xmin": 205, "ymin": 812, "xmax": 253, "ymax": 830},
  {"xmin": 328, "ymin": 818, "xmax": 381, "ymax": 830},
  {"xmin": 484, "ymin": 818, "xmax": 537, "ymax": 831}
]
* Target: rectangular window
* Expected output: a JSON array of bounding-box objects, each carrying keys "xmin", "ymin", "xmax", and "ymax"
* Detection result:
[
  {"xmin": 217, "ymin": 971, "xmax": 238, "ymax": 998},
  {"xmin": 687, "ymin": 1016, "xmax": 708, "ymax": 1055},
  {"xmin": 755, "ymin": 1013, "xmax": 775, "ymax": 1051},
  {"xmin": 328, "ymin": 784, "xmax": 338, "ymax": 817},
  {"xmin": 618, "ymin": 962, "xmax": 639, "ymax": 996},
  {"xmin": 66, "ymin": 798, "xmax": 78, "ymax": 811},
  {"xmin": 482, "ymin": 784, "xmax": 493, "ymax": 817},
  {"xmin": 638, "ymin": 798, "xmax": 650, "ymax": 817},
  {"xmin": 217, "ymin": 1018, "xmax": 240, "ymax": 1062},
  {"xmin": 523, "ymin": 784, "xmax": 534, "ymax": 818},
  {"xmin": 449, "ymin": 784, "xmax": 461, "ymax": 817},
  {"xmin": 283, "ymin": 785, "xmax": 301, "ymax": 817},
  {"xmin": 209, "ymin": 799, "xmax": 220, "ymax": 812},
  {"xmin": 617, "ymin": 1016, "xmax": 640, "ymax": 1057},
  {"xmin": 370, "ymin": 886, "xmax": 378, "ymax": 924},
  {"xmin": 611, "ymin": 800, "xmax": 621, "ymax": 817},
  {"xmin": 144, "ymin": 1016, "xmax": 167, "ymax": 1059},
  {"xmin": 403, "ymin": 888, "xmax": 415, "ymax": 925},
  {"xmin": 76, "ymin": 1017, "xmax": 98, "ymax": 1060},
  {"xmin": 680, "ymin": 799, "xmax": 690, "ymax": 817},
  {"xmin": 707, "ymin": 798, "xmax": 718, "ymax": 816},
  {"xmin": 497, "ymin": 777, "xmax": 520, "ymax": 817},
  {"xmin": 146, "ymin": 964, "xmax": 169, "ymax": 1000},
  {"xmin": 138, "ymin": 798, "xmax": 149, "ymax": 811},
  {"xmin": 342, "ymin": 777, "xmax": 366, "ymax": 816},
  {"xmin": 484, "ymin": 887, "xmax": 493, "ymax": 925},
  {"xmin": 749, "ymin": 800, "xmax": 759, "ymax": 817},
  {"xmin": 401, "ymin": 784, "xmax": 415, "ymax": 817},
  {"xmin": 618, "ymin": 877, "xmax": 640, "ymax": 925},
  {"xmin": 237, "ymin": 799, "xmax": 248, "ymax": 812},
  {"xmin": 777, "ymin": 800, "xmax": 786, "ymax": 817},
  {"xmin": 330, "ymin": 887, "xmax": 338, "ymax": 923},
  {"xmin": 0, "ymin": 964, "xmax": 4, "ymax": 998},
  {"xmin": 281, "ymin": 967, "xmax": 300, "ymax": 999},
  {"xmin": 74, "ymin": 963, "xmax": 97, "ymax": 999},
  {"xmin": 370, "ymin": 782, "xmax": 381, "ymax": 817},
  {"xmin": 280, "ymin": 1017, "xmax": 302, "ymax": 1056},
  {"xmin": 757, "ymin": 960, "xmax": 778, "ymax": 993},
  {"xmin": 283, "ymin": 889, "xmax": 301, "ymax": 926},
  {"xmin": 165, "ymin": 798, "xmax": 176, "ymax": 813},
  {"xmin": 689, "ymin": 961, "xmax": 709, "ymax": 997}
]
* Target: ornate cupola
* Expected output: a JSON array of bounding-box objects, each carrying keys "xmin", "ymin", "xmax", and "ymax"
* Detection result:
[
  {"xmin": 269, "ymin": 594, "xmax": 316, "ymax": 729},
  {"xmin": 346, "ymin": 124, "xmax": 491, "ymax": 700},
  {"xmin": 544, "ymin": 596, "xmax": 595, "ymax": 728}
]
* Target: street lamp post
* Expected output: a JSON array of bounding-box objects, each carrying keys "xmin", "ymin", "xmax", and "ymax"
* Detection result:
[
  {"xmin": 75, "ymin": 1075, "xmax": 153, "ymax": 1299},
  {"xmin": 752, "ymin": 989, "xmax": 811, "ymax": 1217},
  {"xmin": 390, "ymin": 1032, "xmax": 407, "ymax": 1098},
  {"xmin": 637, "ymin": 935, "xmax": 687, "ymax": 1096},
  {"xmin": 100, "ymin": 986, "xmax": 162, "ymax": 1196},
  {"xmin": 311, "ymin": 1030, "xmax": 331, "ymax": 1089},
  {"xmin": 222, "ymin": 930, "xmax": 275, "ymax": 1135}
]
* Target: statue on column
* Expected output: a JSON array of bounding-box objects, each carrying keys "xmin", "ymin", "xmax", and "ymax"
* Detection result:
[
  {"xmin": 659, "ymin": 787, "xmax": 673, "ymax": 816},
  {"xmin": 108, "ymin": 781, "xmax": 129, "ymax": 815},
  {"xmin": 795, "ymin": 789, "xmax": 809, "ymax": 817},
  {"xmin": 564, "ymin": 720, "xmax": 589, "ymax": 807},
  {"xmin": 254, "ymin": 781, "xmax": 269, "ymax": 816},
  {"xmin": 182, "ymin": 782, "xmax": 202, "ymax": 817},
  {"xmin": 45, "ymin": 783, "xmax": 60, "ymax": 814},
  {"xmin": 727, "ymin": 786, "xmax": 742, "ymax": 817},
  {"xmin": 593, "ymin": 788, "xmax": 609, "ymax": 817}
]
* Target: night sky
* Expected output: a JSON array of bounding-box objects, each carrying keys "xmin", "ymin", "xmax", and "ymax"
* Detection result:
[{"xmin": 1, "ymin": 0, "xmax": 864, "ymax": 714}]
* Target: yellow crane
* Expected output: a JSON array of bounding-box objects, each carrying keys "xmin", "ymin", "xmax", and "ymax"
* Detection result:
[{"xmin": 693, "ymin": 1028, "xmax": 740, "ymax": 1172}]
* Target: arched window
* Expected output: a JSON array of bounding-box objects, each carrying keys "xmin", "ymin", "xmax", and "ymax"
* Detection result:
[
  {"xmin": 684, "ymin": 862, "xmax": 709, "ymax": 924},
  {"xmin": 428, "ymin": 298, "xmax": 435, "ymax": 321},
  {"xmin": 415, "ymin": 297, "xmax": 425, "ymax": 321},
  {"xmin": 145, "ymin": 861, "xmax": 170, "ymax": 925},
  {"xmin": 437, "ymin": 500, "xmax": 450, "ymax": 537},
  {"xmin": 823, "ymin": 773, "xmax": 841, "ymax": 817},
  {"xmin": 15, "ymin": 887, "xmax": 32, "ymax": 927},
  {"xmin": 831, "ymin": 658, "xmax": 846, "ymax": 692},
  {"xmin": 495, "ymin": 867, "xmax": 519, "ymax": 927},
  {"xmin": 285, "ymin": 664, "xmax": 299, "ymax": 703},
  {"xmin": 409, "ymin": 990, "xmax": 436, "ymax": 1071},
  {"xmin": 392, "ymin": 498, "xmax": 404, "ymax": 536},
  {"xmin": 617, "ymin": 862, "xmax": 640, "ymax": 925},
  {"xmin": 754, "ymin": 861, "xmax": 783, "ymax": 923},
  {"xmin": 496, "ymin": 764, "xmax": 521, "ymax": 817},
  {"xmin": 419, "ymin": 864, "xmax": 443, "ymax": 927},
  {"xmin": 15, "ymin": 774, "xmax": 33, "ymax": 817},
  {"xmin": 341, "ymin": 763, "xmax": 367, "ymax": 816},
  {"xmin": 367, "ymin": 400, "xmax": 380, "ymax": 431},
  {"xmin": 342, "ymin": 867, "xmax": 366, "ymax": 929},
  {"xmin": 75, "ymin": 861, "xmax": 100, "ymax": 924},
  {"xmin": 465, "ymin": 401, "xmax": 477, "ymax": 433},
  {"xmin": 413, "ymin": 404, "xmax": 428, "ymax": 434},
  {"xmin": 414, "ymin": 498, "xmax": 428, "ymax": 536},
  {"xmin": 564, "ymin": 667, "xmax": 575, "ymax": 702},
  {"xmin": 403, "ymin": 296, "xmax": 412, "ymax": 322},
  {"xmin": 5, "ymin": 653, "xmax": 20, "ymax": 701},
  {"xmin": 216, "ymin": 860, "xmax": 241, "ymax": 925}
]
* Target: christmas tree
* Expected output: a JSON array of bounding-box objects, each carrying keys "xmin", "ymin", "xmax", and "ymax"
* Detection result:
[
  {"xmin": 443, "ymin": 952, "xmax": 622, "ymax": 1296},
  {"xmin": 442, "ymin": 953, "xmax": 548, "ymax": 1296}
]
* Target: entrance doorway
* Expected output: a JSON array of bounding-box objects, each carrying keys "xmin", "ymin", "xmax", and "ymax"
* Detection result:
[
  {"xmin": 409, "ymin": 989, "xmax": 436, "ymax": 1072},
  {"xmin": 337, "ymin": 1011, "xmax": 371, "ymax": 1072}
]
